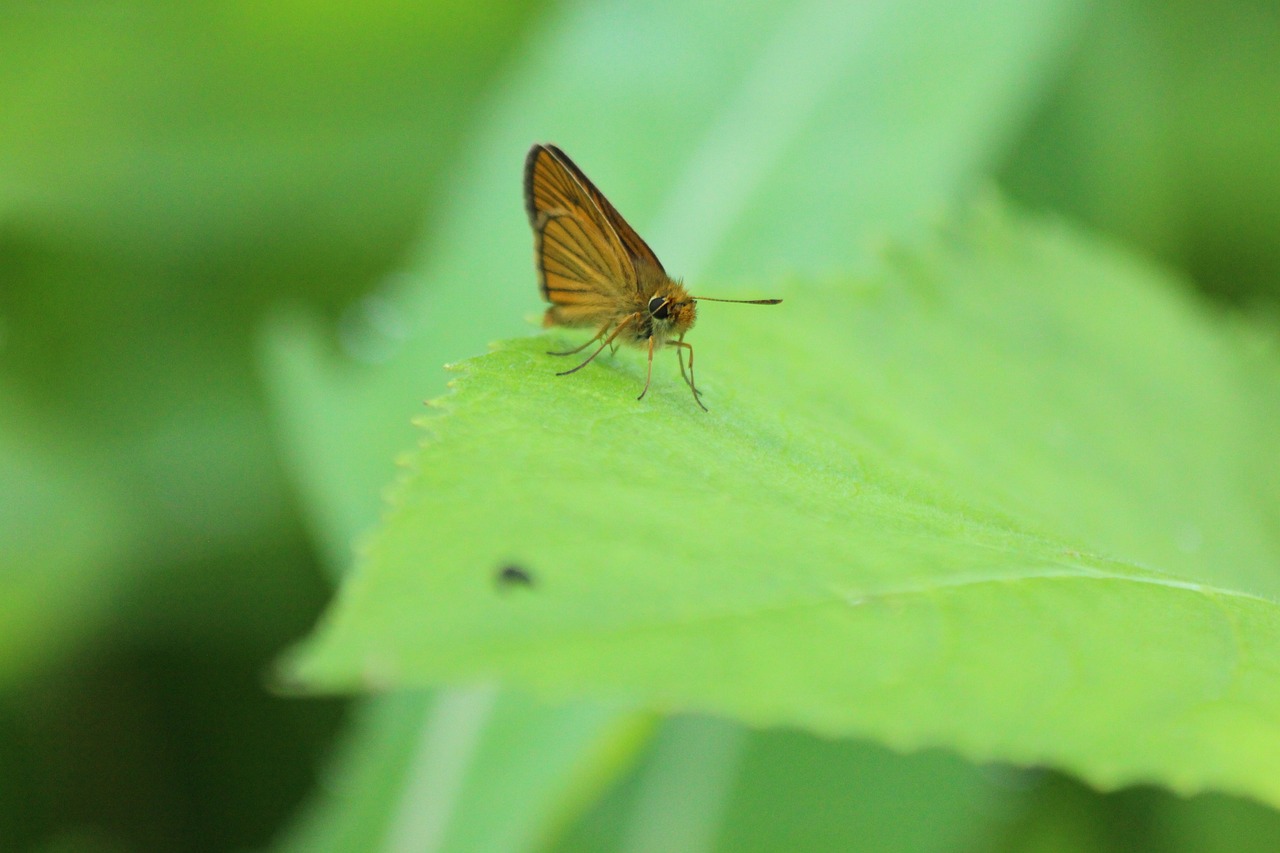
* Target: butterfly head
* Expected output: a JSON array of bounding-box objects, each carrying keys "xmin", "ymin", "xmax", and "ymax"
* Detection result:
[{"xmin": 647, "ymin": 293, "xmax": 696, "ymax": 337}]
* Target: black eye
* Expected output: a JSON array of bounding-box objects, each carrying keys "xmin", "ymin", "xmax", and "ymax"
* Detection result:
[{"xmin": 648, "ymin": 296, "xmax": 670, "ymax": 319}]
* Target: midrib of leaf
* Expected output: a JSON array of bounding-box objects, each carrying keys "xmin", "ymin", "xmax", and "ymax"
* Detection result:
[
  {"xmin": 377, "ymin": 382, "xmax": 1275, "ymax": 654},
  {"xmin": 463, "ymin": 571, "xmax": 1272, "ymax": 652}
]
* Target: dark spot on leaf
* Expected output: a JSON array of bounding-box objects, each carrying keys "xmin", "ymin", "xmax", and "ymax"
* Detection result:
[{"xmin": 495, "ymin": 564, "xmax": 535, "ymax": 590}]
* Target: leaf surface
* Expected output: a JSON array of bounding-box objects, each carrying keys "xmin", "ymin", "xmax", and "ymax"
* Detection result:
[{"xmin": 287, "ymin": 203, "xmax": 1280, "ymax": 806}]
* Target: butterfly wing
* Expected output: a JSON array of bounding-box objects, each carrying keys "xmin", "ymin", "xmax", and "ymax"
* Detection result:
[
  {"xmin": 525, "ymin": 144, "xmax": 635, "ymax": 325},
  {"xmin": 542, "ymin": 144, "xmax": 667, "ymax": 276}
]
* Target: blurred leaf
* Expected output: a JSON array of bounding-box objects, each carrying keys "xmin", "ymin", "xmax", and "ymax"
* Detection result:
[
  {"xmin": 985, "ymin": 775, "xmax": 1139, "ymax": 853},
  {"xmin": 712, "ymin": 730, "xmax": 1009, "ymax": 853},
  {"xmin": 1000, "ymin": 0, "xmax": 1280, "ymax": 307},
  {"xmin": 277, "ymin": 689, "xmax": 648, "ymax": 853},
  {"xmin": 0, "ymin": 389, "xmax": 133, "ymax": 684},
  {"xmin": 0, "ymin": 0, "xmax": 542, "ymax": 268},
  {"xmin": 554, "ymin": 720, "xmax": 1008, "ymax": 853},
  {"xmin": 1000, "ymin": 0, "xmax": 1186, "ymax": 262},
  {"xmin": 0, "ymin": 4, "xmax": 549, "ymax": 846},
  {"xmin": 1163, "ymin": 790, "xmax": 1280, "ymax": 853},
  {"xmin": 1160, "ymin": 0, "xmax": 1280, "ymax": 306},
  {"xmin": 0, "ymin": 0, "xmax": 545, "ymax": 568},
  {"xmin": 287, "ymin": 200, "xmax": 1280, "ymax": 808},
  {"xmin": 607, "ymin": 717, "xmax": 747, "ymax": 853}
]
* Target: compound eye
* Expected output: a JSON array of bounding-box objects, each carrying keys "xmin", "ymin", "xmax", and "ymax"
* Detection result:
[{"xmin": 648, "ymin": 296, "xmax": 670, "ymax": 319}]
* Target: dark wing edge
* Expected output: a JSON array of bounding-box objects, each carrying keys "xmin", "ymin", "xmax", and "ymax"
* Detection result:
[
  {"xmin": 523, "ymin": 144, "xmax": 553, "ymax": 299},
  {"xmin": 543, "ymin": 144, "xmax": 667, "ymax": 278},
  {"xmin": 524, "ymin": 143, "xmax": 633, "ymax": 302},
  {"xmin": 523, "ymin": 143, "xmax": 546, "ymax": 228}
]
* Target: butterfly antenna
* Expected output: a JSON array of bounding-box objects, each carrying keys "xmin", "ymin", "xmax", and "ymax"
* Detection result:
[{"xmin": 690, "ymin": 296, "xmax": 782, "ymax": 304}]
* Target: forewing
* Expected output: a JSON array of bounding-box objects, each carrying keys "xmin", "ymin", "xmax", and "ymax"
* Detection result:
[
  {"xmin": 544, "ymin": 144, "xmax": 667, "ymax": 276},
  {"xmin": 525, "ymin": 145, "xmax": 634, "ymax": 313}
]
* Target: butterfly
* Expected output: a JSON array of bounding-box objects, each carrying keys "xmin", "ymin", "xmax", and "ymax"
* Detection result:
[{"xmin": 524, "ymin": 143, "xmax": 780, "ymax": 411}]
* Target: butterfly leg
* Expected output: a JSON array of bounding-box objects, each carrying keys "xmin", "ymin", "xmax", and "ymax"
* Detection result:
[
  {"xmin": 547, "ymin": 320, "xmax": 613, "ymax": 356},
  {"xmin": 556, "ymin": 314, "xmax": 637, "ymax": 376},
  {"xmin": 671, "ymin": 337, "xmax": 707, "ymax": 411},
  {"xmin": 636, "ymin": 335, "xmax": 656, "ymax": 401}
]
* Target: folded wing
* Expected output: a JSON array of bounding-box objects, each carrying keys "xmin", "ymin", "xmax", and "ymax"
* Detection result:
[{"xmin": 525, "ymin": 144, "xmax": 635, "ymax": 319}]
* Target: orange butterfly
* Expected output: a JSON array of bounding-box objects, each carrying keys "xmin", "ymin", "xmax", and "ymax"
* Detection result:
[{"xmin": 524, "ymin": 143, "xmax": 781, "ymax": 410}]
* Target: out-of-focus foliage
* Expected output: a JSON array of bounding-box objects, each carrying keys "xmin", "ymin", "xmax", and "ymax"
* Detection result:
[
  {"xmin": 3, "ymin": 0, "xmax": 1279, "ymax": 850},
  {"xmin": 1001, "ymin": 0, "xmax": 1280, "ymax": 307},
  {"xmin": 1, "ymin": 1, "xmax": 541, "ymax": 850}
]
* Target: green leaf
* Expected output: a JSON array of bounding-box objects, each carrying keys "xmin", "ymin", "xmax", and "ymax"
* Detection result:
[
  {"xmin": 286, "ymin": 200, "xmax": 1280, "ymax": 807},
  {"xmin": 264, "ymin": 0, "xmax": 1089, "ymax": 847}
]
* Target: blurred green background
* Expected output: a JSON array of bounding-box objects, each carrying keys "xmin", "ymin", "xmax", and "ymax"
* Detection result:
[{"xmin": 2, "ymin": 0, "xmax": 1279, "ymax": 851}]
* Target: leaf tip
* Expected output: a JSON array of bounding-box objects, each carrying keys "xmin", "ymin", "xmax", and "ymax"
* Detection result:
[
  {"xmin": 265, "ymin": 647, "xmax": 323, "ymax": 698},
  {"xmin": 271, "ymin": 641, "xmax": 406, "ymax": 698}
]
